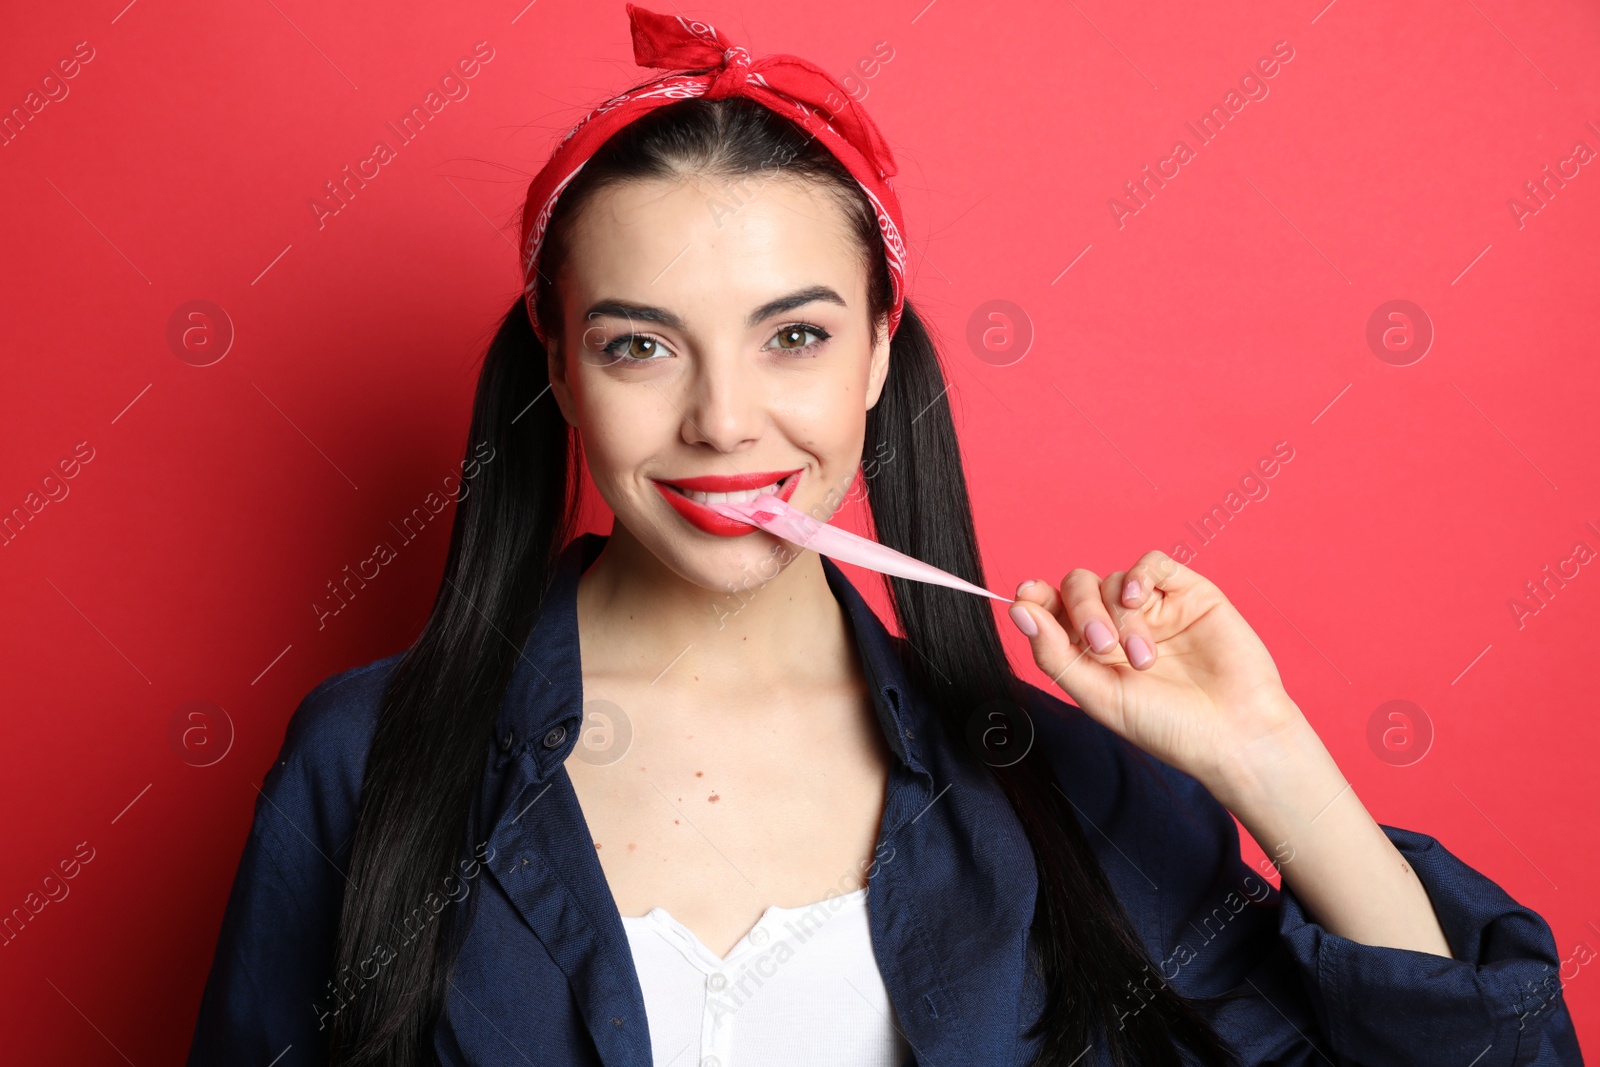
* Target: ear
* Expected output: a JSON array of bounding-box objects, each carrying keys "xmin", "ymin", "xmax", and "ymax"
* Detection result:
[
  {"xmin": 863, "ymin": 312, "xmax": 892, "ymax": 411},
  {"xmin": 545, "ymin": 335, "xmax": 579, "ymax": 428}
]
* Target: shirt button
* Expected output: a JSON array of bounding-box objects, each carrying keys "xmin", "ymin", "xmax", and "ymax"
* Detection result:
[
  {"xmin": 706, "ymin": 972, "xmax": 727, "ymax": 991},
  {"xmin": 702, "ymin": 1057, "xmax": 721, "ymax": 1067},
  {"xmin": 542, "ymin": 725, "xmax": 567, "ymax": 749},
  {"xmin": 500, "ymin": 728, "xmax": 515, "ymax": 752}
]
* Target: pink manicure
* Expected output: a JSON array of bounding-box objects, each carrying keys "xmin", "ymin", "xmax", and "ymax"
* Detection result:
[
  {"xmin": 1008, "ymin": 604, "xmax": 1038, "ymax": 637},
  {"xmin": 1126, "ymin": 634, "xmax": 1154, "ymax": 668},
  {"xmin": 1085, "ymin": 619, "xmax": 1115, "ymax": 653}
]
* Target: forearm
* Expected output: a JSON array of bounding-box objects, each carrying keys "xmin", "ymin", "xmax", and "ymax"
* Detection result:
[{"xmin": 1207, "ymin": 705, "xmax": 1454, "ymax": 958}]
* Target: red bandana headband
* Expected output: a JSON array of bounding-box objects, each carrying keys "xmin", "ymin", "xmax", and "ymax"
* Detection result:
[{"xmin": 519, "ymin": 3, "xmax": 910, "ymax": 348}]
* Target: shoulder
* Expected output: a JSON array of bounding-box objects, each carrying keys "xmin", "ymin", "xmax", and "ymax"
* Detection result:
[
  {"xmin": 252, "ymin": 650, "xmax": 407, "ymax": 870},
  {"xmin": 273, "ymin": 651, "xmax": 403, "ymax": 776},
  {"xmin": 1022, "ymin": 681, "xmax": 1258, "ymax": 950},
  {"xmin": 186, "ymin": 652, "xmax": 407, "ymax": 1061}
]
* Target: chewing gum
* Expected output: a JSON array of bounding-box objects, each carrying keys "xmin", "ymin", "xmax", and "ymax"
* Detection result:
[{"xmin": 707, "ymin": 494, "xmax": 1011, "ymax": 602}]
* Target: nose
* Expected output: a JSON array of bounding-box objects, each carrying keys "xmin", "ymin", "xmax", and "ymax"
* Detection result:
[{"xmin": 679, "ymin": 346, "xmax": 765, "ymax": 454}]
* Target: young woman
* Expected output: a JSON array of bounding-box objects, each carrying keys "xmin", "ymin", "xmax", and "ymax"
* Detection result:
[{"xmin": 186, "ymin": 7, "xmax": 1583, "ymax": 1066}]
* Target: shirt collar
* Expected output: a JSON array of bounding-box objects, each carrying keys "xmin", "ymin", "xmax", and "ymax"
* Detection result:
[{"xmin": 489, "ymin": 531, "xmax": 933, "ymax": 783}]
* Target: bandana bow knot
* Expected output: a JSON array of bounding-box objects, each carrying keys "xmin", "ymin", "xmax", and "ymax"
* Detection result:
[
  {"xmin": 518, "ymin": 3, "xmax": 910, "ymax": 347},
  {"xmin": 704, "ymin": 45, "xmax": 751, "ymax": 98}
]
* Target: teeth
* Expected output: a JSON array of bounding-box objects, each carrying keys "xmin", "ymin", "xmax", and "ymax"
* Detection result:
[{"xmin": 680, "ymin": 480, "xmax": 781, "ymax": 505}]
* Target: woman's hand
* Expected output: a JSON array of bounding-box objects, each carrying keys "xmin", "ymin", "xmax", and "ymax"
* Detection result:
[
  {"xmin": 1005, "ymin": 550, "xmax": 1308, "ymax": 804},
  {"xmin": 1007, "ymin": 550, "xmax": 1455, "ymax": 958}
]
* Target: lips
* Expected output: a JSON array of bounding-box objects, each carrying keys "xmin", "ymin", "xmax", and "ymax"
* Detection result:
[{"xmin": 652, "ymin": 468, "xmax": 803, "ymax": 537}]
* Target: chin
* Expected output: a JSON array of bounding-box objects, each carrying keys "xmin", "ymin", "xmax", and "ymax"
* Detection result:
[
  {"xmin": 614, "ymin": 525, "xmax": 796, "ymax": 604},
  {"xmin": 613, "ymin": 467, "xmax": 824, "ymax": 595}
]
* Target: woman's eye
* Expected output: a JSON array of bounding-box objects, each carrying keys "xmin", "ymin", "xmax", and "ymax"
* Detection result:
[
  {"xmin": 766, "ymin": 324, "xmax": 830, "ymax": 353},
  {"xmin": 601, "ymin": 334, "xmax": 672, "ymax": 362},
  {"xmin": 599, "ymin": 324, "xmax": 829, "ymax": 362}
]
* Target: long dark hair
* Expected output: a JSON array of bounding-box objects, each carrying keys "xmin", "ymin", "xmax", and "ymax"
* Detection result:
[{"xmin": 327, "ymin": 92, "xmax": 1241, "ymax": 1067}]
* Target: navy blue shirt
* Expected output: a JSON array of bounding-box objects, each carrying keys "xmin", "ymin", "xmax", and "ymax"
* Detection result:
[{"xmin": 187, "ymin": 533, "xmax": 1584, "ymax": 1066}]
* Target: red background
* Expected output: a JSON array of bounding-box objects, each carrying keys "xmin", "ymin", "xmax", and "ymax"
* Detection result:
[{"xmin": 3, "ymin": 0, "xmax": 1597, "ymax": 1061}]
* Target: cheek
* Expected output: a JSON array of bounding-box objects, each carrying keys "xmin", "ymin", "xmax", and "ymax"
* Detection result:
[
  {"xmin": 570, "ymin": 374, "xmax": 672, "ymax": 484},
  {"xmin": 794, "ymin": 403, "xmax": 861, "ymax": 452},
  {"xmin": 774, "ymin": 375, "xmax": 869, "ymax": 460}
]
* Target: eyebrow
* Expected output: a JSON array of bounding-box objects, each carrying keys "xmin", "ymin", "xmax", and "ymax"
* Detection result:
[{"xmin": 583, "ymin": 285, "xmax": 849, "ymax": 332}]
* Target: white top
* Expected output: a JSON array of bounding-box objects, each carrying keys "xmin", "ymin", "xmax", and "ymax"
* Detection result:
[{"xmin": 620, "ymin": 886, "xmax": 911, "ymax": 1067}]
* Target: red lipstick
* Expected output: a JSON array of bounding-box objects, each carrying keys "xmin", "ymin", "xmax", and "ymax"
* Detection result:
[{"xmin": 652, "ymin": 468, "xmax": 803, "ymax": 537}]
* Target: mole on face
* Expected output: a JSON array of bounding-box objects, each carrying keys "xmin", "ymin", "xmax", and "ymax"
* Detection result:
[
  {"xmin": 708, "ymin": 794, "xmax": 721, "ymax": 803},
  {"xmin": 695, "ymin": 771, "xmax": 703, "ymax": 777}
]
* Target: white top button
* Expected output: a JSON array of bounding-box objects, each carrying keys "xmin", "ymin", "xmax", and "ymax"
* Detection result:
[{"xmin": 621, "ymin": 887, "xmax": 908, "ymax": 1067}]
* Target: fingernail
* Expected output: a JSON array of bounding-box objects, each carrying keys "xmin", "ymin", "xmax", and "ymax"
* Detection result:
[
  {"xmin": 1016, "ymin": 580, "xmax": 1037, "ymax": 595},
  {"xmin": 1008, "ymin": 604, "xmax": 1038, "ymax": 637},
  {"xmin": 1124, "ymin": 579, "xmax": 1141, "ymax": 603},
  {"xmin": 1085, "ymin": 619, "xmax": 1115, "ymax": 653},
  {"xmin": 1126, "ymin": 634, "xmax": 1154, "ymax": 668}
]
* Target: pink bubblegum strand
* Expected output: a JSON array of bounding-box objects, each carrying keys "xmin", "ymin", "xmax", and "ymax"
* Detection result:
[{"xmin": 707, "ymin": 493, "xmax": 1012, "ymax": 602}]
